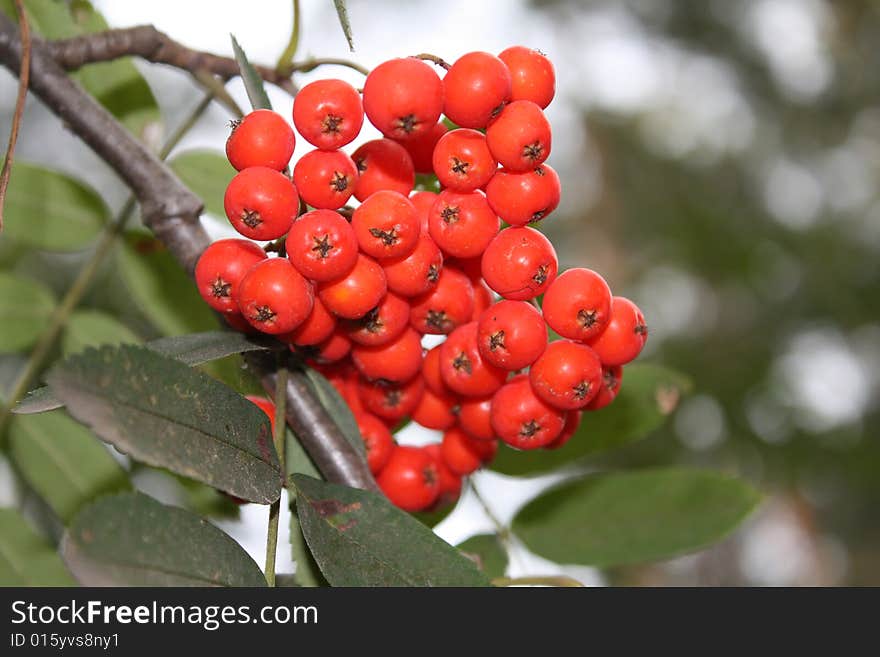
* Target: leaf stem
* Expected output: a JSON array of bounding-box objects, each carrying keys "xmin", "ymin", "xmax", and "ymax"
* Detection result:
[
  {"xmin": 0, "ymin": 0, "xmax": 30, "ymax": 234},
  {"xmin": 275, "ymin": 0, "xmax": 301, "ymax": 76},
  {"xmin": 264, "ymin": 359, "xmax": 289, "ymax": 586},
  {"xmin": 491, "ymin": 575, "xmax": 585, "ymax": 588}
]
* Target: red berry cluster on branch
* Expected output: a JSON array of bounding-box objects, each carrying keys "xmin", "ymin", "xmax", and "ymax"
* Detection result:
[{"xmin": 195, "ymin": 46, "xmax": 648, "ymax": 513}]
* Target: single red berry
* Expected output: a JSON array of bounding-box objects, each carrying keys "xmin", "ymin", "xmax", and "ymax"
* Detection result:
[
  {"xmin": 402, "ymin": 121, "xmax": 448, "ymax": 173},
  {"xmin": 440, "ymin": 426, "xmax": 486, "ymax": 476},
  {"xmin": 424, "ymin": 444, "xmax": 462, "ymax": 508},
  {"xmin": 354, "ymin": 412, "xmax": 395, "ymax": 475},
  {"xmin": 224, "ymin": 167, "xmax": 299, "ymax": 240},
  {"xmin": 351, "ymin": 190, "xmax": 420, "ymax": 260},
  {"xmin": 544, "ymin": 410, "xmax": 581, "ymax": 450},
  {"xmin": 351, "ymin": 139, "xmax": 415, "ymax": 202},
  {"xmin": 293, "ymin": 149, "xmax": 358, "ymax": 210},
  {"xmin": 486, "ymin": 100, "xmax": 551, "ymax": 172},
  {"xmin": 445, "ymin": 255, "xmax": 483, "ymax": 282},
  {"xmin": 471, "ymin": 280, "xmax": 493, "ymax": 322},
  {"xmin": 529, "ymin": 340, "xmax": 603, "ymax": 410},
  {"xmin": 587, "ymin": 297, "xmax": 648, "ymax": 366},
  {"xmin": 477, "ymin": 299, "xmax": 547, "ymax": 370},
  {"xmin": 351, "ymin": 327, "xmax": 423, "ymax": 383},
  {"xmin": 428, "ymin": 190, "xmax": 499, "ymax": 259},
  {"xmin": 317, "ymin": 253, "xmax": 387, "ymax": 319},
  {"xmin": 195, "ymin": 239, "xmax": 267, "ymax": 314},
  {"xmin": 357, "ymin": 375, "xmax": 424, "ymax": 421},
  {"xmin": 280, "ymin": 295, "xmax": 336, "ymax": 346},
  {"xmin": 286, "ymin": 209, "xmax": 358, "ymax": 282},
  {"xmin": 457, "ymin": 396, "xmax": 495, "ymax": 441},
  {"xmin": 300, "ymin": 326, "xmax": 352, "ymax": 364},
  {"xmin": 542, "ymin": 268, "xmax": 612, "ymax": 342},
  {"xmin": 410, "ymin": 191, "xmax": 438, "ymax": 233},
  {"xmin": 245, "ymin": 395, "xmax": 276, "ymax": 433},
  {"xmin": 410, "ymin": 266, "xmax": 475, "ymax": 334},
  {"xmin": 490, "ymin": 375, "xmax": 565, "ymax": 450},
  {"xmin": 382, "ymin": 233, "xmax": 443, "ymax": 298},
  {"xmin": 236, "ymin": 258, "xmax": 314, "ymax": 334},
  {"xmin": 363, "ymin": 58, "xmax": 443, "ymax": 141},
  {"xmin": 467, "ymin": 435, "xmax": 498, "ymax": 464},
  {"xmin": 422, "ymin": 345, "xmax": 447, "ymax": 395},
  {"xmin": 498, "ymin": 46, "xmax": 556, "ymax": 109},
  {"xmin": 481, "ymin": 226, "xmax": 558, "ymax": 300},
  {"xmin": 440, "ymin": 322, "xmax": 508, "ymax": 397},
  {"xmin": 432, "ymin": 129, "xmax": 497, "ymax": 192},
  {"xmin": 226, "ymin": 109, "xmax": 295, "ymax": 171},
  {"xmin": 585, "ymin": 365, "xmax": 623, "ymax": 411},
  {"xmin": 443, "ymin": 51, "xmax": 512, "ymax": 129},
  {"xmin": 345, "ymin": 291, "xmax": 410, "ymax": 347},
  {"xmin": 412, "ymin": 386, "xmax": 459, "ymax": 430},
  {"xmin": 485, "ymin": 164, "xmax": 560, "ymax": 226},
  {"xmin": 376, "ymin": 445, "xmax": 440, "ymax": 512},
  {"xmin": 293, "ymin": 78, "xmax": 364, "ymax": 150}
]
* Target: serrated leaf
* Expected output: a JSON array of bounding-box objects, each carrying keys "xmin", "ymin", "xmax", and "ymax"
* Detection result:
[
  {"xmin": 289, "ymin": 501, "xmax": 327, "ymax": 587},
  {"xmin": 457, "ymin": 534, "xmax": 508, "ymax": 579},
  {"xmin": 301, "ymin": 366, "xmax": 365, "ymax": 456},
  {"xmin": 230, "ymin": 35, "xmax": 272, "ymax": 110},
  {"xmin": 0, "ymin": 509, "xmax": 75, "ymax": 586},
  {"xmin": 61, "ymin": 492, "xmax": 266, "ymax": 586},
  {"xmin": 8, "ymin": 409, "xmax": 130, "ymax": 523},
  {"xmin": 0, "ymin": 272, "xmax": 56, "ymax": 353},
  {"xmin": 62, "ymin": 310, "xmax": 140, "ymax": 355},
  {"xmin": 1, "ymin": 163, "xmax": 109, "ymax": 251},
  {"xmin": 46, "ymin": 344, "xmax": 282, "ymax": 504},
  {"xmin": 169, "ymin": 150, "xmax": 234, "ymax": 218},
  {"xmin": 513, "ymin": 468, "xmax": 761, "ymax": 567},
  {"xmin": 490, "ymin": 365, "xmax": 692, "ymax": 476},
  {"xmin": 293, "ymin": 474, "xmax": 489, "ymax": 586},
  {"xmin": 332, "ymin": 0, "xmax": 354, "ymax": 50}
]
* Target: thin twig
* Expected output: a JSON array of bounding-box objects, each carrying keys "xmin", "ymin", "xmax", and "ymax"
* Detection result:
[
  {"xmin": 412, "ymin": 53, "xmax": 450, "ymax": 70},
  {"xmin": 265, "ymin": 359, "xmax": 289, "ymax": 586},
  {"xmin": 0, "ymin": 0, "xmax": 30, "ymax": 234}
]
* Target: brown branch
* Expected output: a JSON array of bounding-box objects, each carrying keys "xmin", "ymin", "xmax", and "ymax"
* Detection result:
[
  {"xmin": 45, "ymin": 24, "xmax": 297, "ymax": 95},
  {"xmin": 0, "ymin": 13, "xmax": 376, "ymax": 492},
  {"xmin": 0, "ymin": 0, "xmax": 30, "ymax": 234}
]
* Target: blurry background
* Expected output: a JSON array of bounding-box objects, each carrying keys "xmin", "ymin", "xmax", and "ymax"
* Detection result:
[{"xmin": 1, "ymin": 0, "xmax": 878, "ymax": 585}]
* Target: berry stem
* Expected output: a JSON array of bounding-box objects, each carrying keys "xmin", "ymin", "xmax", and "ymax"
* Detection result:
[
  {"xmin": 469, "ymin": 477, "xmax": 511, "ymax": 543},
  {"xmin": 264, "ymin": 358, "xmax": 289, "ymax": 587},
  {"xmin": 287, "ymin": 57, "xmax": 369, "ymax": 76},
  {"xmin": 412, "ymin": 53, "xmax": 451, "ymax": 70}
]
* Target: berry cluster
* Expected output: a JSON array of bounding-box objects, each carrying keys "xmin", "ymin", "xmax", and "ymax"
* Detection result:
[{"xmin": 195, "ymin": 47, "xmax": 648, "ymax": 513}]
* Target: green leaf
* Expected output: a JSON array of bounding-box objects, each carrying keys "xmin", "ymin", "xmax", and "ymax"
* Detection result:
[
  {"xmin": 169, "ymin": 150, "xmax": 235, "ymax": 218},
  {"xmin": 513, "ymin": 468, "xmax": 762, "ymax": 567},
  {"xmin": 1, "ymin": 163, "xmax": 109, "ymax": 251},
  {"xmin": 8, "ymin": 410, "xmax": 130, "ymax": 523},
  {"xmin": 0, "ymin": 272, "xmax": 56, "ymax": 353},
  {"xmin": 490, "ymin": 365, "xmax": 692, "ymax": 476},
  {"xmin": 332, "ymin": 0, "xmax": 354, "ymax": 50},
  {"xmin": 0, "ymin": 509, "xmax": 75, "ymax": 586},
  {"xmin": 289, "ymin": 501, "xmax": 327, "ymax": 587},
  {"xmin": 301, "ymin": 366, "xmax": 365, "ymax": 456},
  {"xmin": 457, "ymin": 534, "xmax": 508, "ymax": 579},
  {"xmin": 292, "ymin": 474, "xmax": 489, "ymax": 586},
  {"xmin": 117, "ymin": 231, "xmax": 219, "ymax": 336},
  {"xmin": 12, "ymin": 385, "xmax": 64, "ymax": 415},
  {"xmin": 61, "ymin": 492, "xmax": 266, "ymax": 586},
  {"xmin": 147, "ymin": 330, "xmax": 277, "ymax": 366},
  {"xmin": 62, "ymin": 310, "xmax": 140, "ymax": 356},
  {"xmin": 176, "ymin": 477, "xmax": 241, "ymax": 519},
  {"xmin": 412, "ymin": 501, "xmax": 454, "ymax": 528},
  {"xmin": 230, "ymin": 35, "xmax": 272, "ymax": 110},
  {"xmin": 46, "ymin": 344, "xmax": 282, "ymax": 504},
  {"xmin": 286, "ymin": 429, "xmax": 321, "ymax": 481}
]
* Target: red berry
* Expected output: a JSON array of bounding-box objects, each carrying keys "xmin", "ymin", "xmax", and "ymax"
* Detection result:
[
  {"xmin": 542, "ymin": 268, "xmax": 612, "ymax": 342},
  {"xmin": 351, "ymin": 190, "xmax": 420, "ymax": 260},
  {"xmin": 498, "ymin": 46, "xmax": 556, "ymax": 109},
  {"xmin": 428, "ymin": 190, "xmax": 499, "ymax": 259},
  {"xmin": 195, "ymin": 239, "xmax": 267, "ymax": 314},
  {"xmin": 317, "ymin": 253, "xmax": 387, "ymax": 319},
  {"xmin": 585, "ymin": 365, "xmax": 623, "ymax": 411},
  {"xmin": 587, "ymin": 297, "xmax": 648, "ymax": 366},
  {"xmin": 301, "ymin": 327, "xmax": 351, "ymax": 364},
  {"xmin": 224, "ymin": 167, "xmax": 299, "ymax": 240},
  {"xmin": 377, "ymin": 445, "xmax": 440, "ymax": 512},
  {"xmin": 424, "ymin": 444, "xmax": 462, "ymax": 508},
  {"xmin": 443, "ymin": 51, "xmax": 512, "ymax": 129},
  {"xmin": 363, "ymin": 58, "xmax": 444, "ymax": 141},
  {"xmin": 286, "ymin": 209, "xmax": 358, "ymax": 282},
  {"xmin": 410, "ymin": 266, "xmax": 474, "ymax": 334},
  {"xmin": 224, "ymin": 311, "xmax": 258, "ymax": 334},
  {"xmin": 293, "ymin": 78, "xmax": 363, "ymax": 150},
  {"xmin": 471, "ymin": 280, "xmax": 493, "ymax": 322},
  {"xmin": 293, "ymin": 149, "xmax": 358, "ymax": 210},
  {"xmin": 236, "ymin": 258, "xmax": 313, "ymax": 334},
  {"xmin": 412, "ymin": 386, "xmax": 459, "ymax": 430},
  {"xmin": 357, "ymin": 375, "xmax": 424, "ymax": 421},
  {"xmin": 226, "ymin": 109, "xmax": 295, "ymax": 171},
  {"xmin": 382, "ymin": 233, "xmax": 443, "ymax": 298},
  {"xmin": 351, "ymin": 327, "xmax": 423, "ymax": 383},
  {"xmin": 440, "ymin": 427, "xmax": 485, "ymax": 476},
  {"xmin": 431, "ymin": 129, "xmax": 497, "ymax": 192},
  {"xmin": 345, "ymin": 291, "xmax": 410, "ymax": 347},
  {"xmin": 410, "ymin": 191, "xmax": 438, "ymax": 233},
  {"xmin": 544, "ymin": 410, "xmax": 581, "ymax": 450},
  {"xmin": 477, "ymin": 299, "xmax": 547, "ymax": 370},
  {"xmin": 351, "ymin": 139, "xmax": 415, "ymax": 202},
  {"xmin": 490, "ymin": 376, "xmax": 565, "ymax": 450},
  {"xmin": 422, "ymin": 345, "xmax": 446, "ymax": 395},
  {"xmin": 280, "ymin": 295, "xmax": 336, "ymax": 346},
  {"xmin": 529, "ymin": 340, "xmax": 603, "ymax": 410},
  {"xmin": 246, "ymin": 395, "xmax": 276, "ymax": 433},
  {"xmin": 481, "ymin": 226, "xmax": 558, "ymax": 300},
  {"xmin": 485, "ymin": 164, "xmax": 560, "ymax": 226},
  {"xmin": 486, "ymin": 100, "xmax": 551, "ymax": 172},
  {"xmin": 354, "ymin": 412, "xmax": 394, "ymax": 475},
  {"xmin": 457, "ymin": 396, "xmax": 495, "ymax": 441},
  {"xmin": 439, "ymin": 322, "xmax": 508, "ymax": 397},
  {"xmin": 402, "ymin": 121, "xmax": 448, "ymax": 174}
]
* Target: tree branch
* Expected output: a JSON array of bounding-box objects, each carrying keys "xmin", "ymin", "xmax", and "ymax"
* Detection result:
[{"xmin": 0, "ymin": 13, "xmax": 376, "ymax": 492}]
